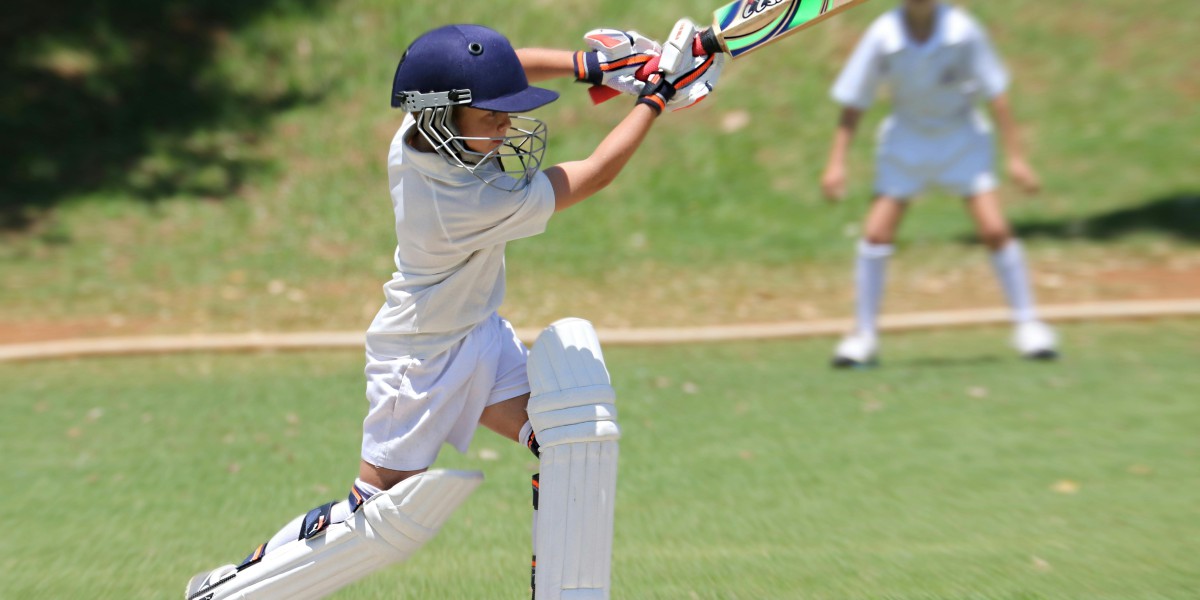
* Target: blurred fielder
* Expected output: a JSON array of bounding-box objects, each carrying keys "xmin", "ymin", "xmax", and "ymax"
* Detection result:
[
  {"xmin": 184, "ymin": 22, "xmax": 721, "ymax": 600},
  {"xmin": 822, "ymin": 0, "xmax": 1058, "ymax": 367}
]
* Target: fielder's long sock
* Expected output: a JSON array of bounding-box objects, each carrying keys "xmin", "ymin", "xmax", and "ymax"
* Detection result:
[
  {"xmin": 256, "ymin": 478, "xmax": 383, "ymax": 558},
  {"xmin": 855, "ymin": 240, "xmax": 894, "ymax": 337},
  {"xmin": 990, "ymin": 239, "xmax": 1038, "ymax": 324}
]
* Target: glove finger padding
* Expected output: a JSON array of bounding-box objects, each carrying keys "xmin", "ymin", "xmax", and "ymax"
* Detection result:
[
  {"xmin": 667, "ymin": 49, "xmax": 724, "ymax": 112},
  {"xmin": 636, "ymin": 49, "xmax": 723, "ymax": 114},
  {"xmin": 576, "ymin": 29, "xmax": 662, "ymax": 98},
  {"xmin": 636, "ymin": 18, "xmax": 724, "ymax": 114}
]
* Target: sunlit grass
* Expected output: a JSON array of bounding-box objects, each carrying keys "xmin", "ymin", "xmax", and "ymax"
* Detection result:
[{"xmin": 3, "ymin": 320, "xmax": 1198, "ymax": 598}]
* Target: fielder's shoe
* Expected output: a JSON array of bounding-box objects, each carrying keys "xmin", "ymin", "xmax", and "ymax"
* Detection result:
[
  {"xmin": 832, "ymin": 332, "xmax": 879, "ymax": 368},
  {"xmin": 185, "ymin": 564, "xmax": 236, "ymax": 600},
  {"xmin": 1014, "ymin": 320, "xmax": 1058, "ymax": 360}
]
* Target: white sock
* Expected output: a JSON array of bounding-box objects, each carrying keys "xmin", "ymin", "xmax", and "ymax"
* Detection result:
[
  {"xmin": 519, "ymin": 419, "xmax": 538, "ymax": 456},
  {"xmin": 990, "ymin": 239, "xmax": 1038, "ymax": 323},
  {"xmin": 855, "ymin": 240, "xmax": 893, "ymax": 337},
  {"xmin": 260, "ymin": 478, "xmax": 382, "ymax": 556}
]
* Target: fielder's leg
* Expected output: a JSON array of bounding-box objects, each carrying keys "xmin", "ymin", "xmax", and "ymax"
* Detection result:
[
  {"xmin": 834, "ymin": 197, "xmax": 907, "ymax": 368},
  {"xmin": 185, "ymin": 469, "xmax": 482, "ymax": 600},
  {"xmin": 967, "ymin": 191, "xmax": 1058, "ymax": 359},
  {"xmin": 527, "ymin": 318, "xmax": 620, "ymax": 600}
]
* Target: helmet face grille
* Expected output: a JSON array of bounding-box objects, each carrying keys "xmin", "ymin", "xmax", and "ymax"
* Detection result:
[{"xmin": 414, "ymin": 108, "xmax": 548, "ymax": 192}]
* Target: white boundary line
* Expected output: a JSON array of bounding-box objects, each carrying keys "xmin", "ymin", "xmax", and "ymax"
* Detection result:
[{"xmin": 2, "ymin": 299, "xmax": 1199, "ymax": 363}]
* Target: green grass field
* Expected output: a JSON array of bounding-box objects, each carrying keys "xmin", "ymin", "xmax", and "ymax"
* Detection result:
[
  {"xmin": 3, "ymin": 0, "xmax": 1198, "ymax": 337},
  {"xmin": 4, "ymin": 320, "xmax": 1198, "ymax": 599},
  {"xmin": 4, "ymin": 1, "xmax": 1198, "ymax": 598}
]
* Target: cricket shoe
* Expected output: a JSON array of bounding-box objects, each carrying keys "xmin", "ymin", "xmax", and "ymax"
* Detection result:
[
  {"xmin": 832, "ymin": 332, "xmax": 878, "ymax": 368},
  {"xmin": 185, "ymin": 564, "xmax": 235, "ymax": 600},
  {"xmin": 1013, "ymin": 320, "xmax": 1058, "ymax": 360}
]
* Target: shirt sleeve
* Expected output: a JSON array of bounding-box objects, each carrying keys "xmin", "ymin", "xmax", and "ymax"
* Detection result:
[
  {"xmin": 831, "ymin": 27, "xmax": 884, "ymax": 109},
  {"xmin": 448, "ymin": 171, "xmax": 556, "ymax": 250},
  {"xmin": 968, "ymin": 20, "xmax": 1009, "ymax": 98}
]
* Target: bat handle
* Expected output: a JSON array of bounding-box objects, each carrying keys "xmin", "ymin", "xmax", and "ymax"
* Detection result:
[{"xmin": 695, "ymin": 28, "xmax": 724, "ymax": 56}]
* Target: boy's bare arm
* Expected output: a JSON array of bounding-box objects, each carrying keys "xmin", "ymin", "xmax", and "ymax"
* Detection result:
[
  {"xmin": 821, "ymin": 106, "xmax": 862, "ymax": 201},
  {"xmin": 544, "ymin": 105, "xmax": 658, "ymax": 211},
  {"xmin": 516, "ymin": 48, "xmax": 577, "ymax": 83},
  {"xmin": 989, "ymin": 93, "xmax": 1041, "ymax": 194}
]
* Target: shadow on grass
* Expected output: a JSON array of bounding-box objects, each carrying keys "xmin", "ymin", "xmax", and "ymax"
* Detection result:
[
  {"xmin": 0, "ymin": 0, "xmax": 330, "ymax": 230},
  {"xmin": 958, "ymin": 192, "xmax": 1200, "ymax": 245},
  {"xmin": 893, "ymin": 355, "xmax": 1006, "ymax": 369}
]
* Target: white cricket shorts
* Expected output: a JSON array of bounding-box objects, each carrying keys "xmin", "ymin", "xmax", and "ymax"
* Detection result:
[
  {"xmin": 360, "ymin": 313, "xmax": 531, "ymax": 471},
  {"xmin": 874, "ymin": 116, "xmax": 997, "ymax": 199}
]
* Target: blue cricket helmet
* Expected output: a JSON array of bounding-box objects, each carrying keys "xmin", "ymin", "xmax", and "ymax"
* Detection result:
[{"xmin": 391, "ymin": 24, "xmax": 558, "ymax": 113}]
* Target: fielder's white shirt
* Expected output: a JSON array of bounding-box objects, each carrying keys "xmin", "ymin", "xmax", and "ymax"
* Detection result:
[
  {"xmin": 366, "ymin": 115, "xmax": 556, "ymax": 358},
  {"xmin": 831, "ymin": 3, "xmax": 1008, "ymax": 133}
]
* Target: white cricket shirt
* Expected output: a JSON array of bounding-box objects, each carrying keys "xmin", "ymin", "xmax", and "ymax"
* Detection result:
[
  {"xmin": 831, "ymin": 3, "xmax": 1008, "ymax": 133},
  {"xmin": 365, "ymin": 116, "xmax": 556, "ymax": 358}
]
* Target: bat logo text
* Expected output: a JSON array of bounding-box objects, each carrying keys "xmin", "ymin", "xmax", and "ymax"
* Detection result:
[{"xmin": 742, "ymin": 0, "xmax": 787, "ymax": 19}]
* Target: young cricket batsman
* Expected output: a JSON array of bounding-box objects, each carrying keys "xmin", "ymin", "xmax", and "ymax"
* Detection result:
[
  {"xmin": 184, "ymin": 22, "xmax": 721, "ymax": 599},
  {"xmin": 822, "ymin": 0, "xmax": 1057, "ymax": 367}
]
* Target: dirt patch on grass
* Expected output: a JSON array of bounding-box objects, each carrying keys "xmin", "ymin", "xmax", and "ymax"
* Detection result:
[
  {"xmin": 4, "ymin": 262, "xmax": 1198, "ymax": 345},
  {"xmin": 0, "ymin": 317, "xmax": 159, "ymax": 344}
]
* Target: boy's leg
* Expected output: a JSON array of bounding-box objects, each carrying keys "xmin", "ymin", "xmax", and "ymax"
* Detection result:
[
  {"xmin": 359, "ymin": 460, "xmax": 427, "ymax": 491},
  {"xmin": 967, "ymin": 191, "xmax": 1057, "ymax": 358},
  {"xmin": 187, "ymin": 476, "xmax": 387, "ymax": 599},
  {"xmin": 479, "ymin": 393, "xmax": 532, "ymax": 442},
  {"xmin": 834, "ymin": 197, "xmax": 907, "ymax": 367},
  {"xmin": 253, "ymin": 476, "xmax": 385, "ymax": 561},
  {"xmin": 185, "ymin": 470, "xmax": 482, "ymax": 600},
  {"xmin": 526, "ymin": 318, "xmax": 620, "ymax": 600}
]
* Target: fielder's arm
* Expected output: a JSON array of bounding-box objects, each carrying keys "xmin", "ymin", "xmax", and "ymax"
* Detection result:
[
  {"xmin": 988, "ymin": 93, "xmax": 1041, "ymax": 193},
  {"xmin": 821, "ymin": 106, "xmax": 863, "ymax": 201}
]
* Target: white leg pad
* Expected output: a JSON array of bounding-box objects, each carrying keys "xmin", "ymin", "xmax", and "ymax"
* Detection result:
[
  {"xmin": 527, "ymin": 318, "xmax": 620, "ymax": 600},
  {"xmin": 194, "ymin": 470, "xmax": 483, "ymax": 600}
]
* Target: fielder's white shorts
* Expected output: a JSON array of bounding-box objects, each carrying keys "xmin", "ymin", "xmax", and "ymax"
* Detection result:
[
  {"xmin": 874, "ymin": 115, "xmax": 997, "ymax": 199},
  {"xmin": 361, "ymin": 313, "xmax": 530, "ymax": 471}
]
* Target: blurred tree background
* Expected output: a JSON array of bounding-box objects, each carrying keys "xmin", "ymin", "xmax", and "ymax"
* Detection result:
[{"xmin": 0, "ymin": 0, "xmax": 328, "ymax": 228}]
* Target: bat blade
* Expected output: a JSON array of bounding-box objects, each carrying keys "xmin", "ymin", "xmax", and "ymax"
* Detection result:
[
  {"xmin": 709, "ymin": 0, "xmax": 872, "ymax": 59},
  {"xmin": 589, "ymin": 0, "xmax": 871, "ymax": 104}
]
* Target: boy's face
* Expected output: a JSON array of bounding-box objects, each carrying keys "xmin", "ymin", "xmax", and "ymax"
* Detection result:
[{"xmin": 454, "ymin": 106, "xmax": 513, "ymax": 154}]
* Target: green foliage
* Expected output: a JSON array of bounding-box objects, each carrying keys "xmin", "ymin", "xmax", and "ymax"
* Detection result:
[{"xmin": 3, "ymin": 321, "xmax": 1198, "ymax": 598}]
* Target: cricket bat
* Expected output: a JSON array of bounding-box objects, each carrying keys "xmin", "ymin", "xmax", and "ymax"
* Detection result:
[{"xmin": 590, "ymin": 0, "xmax": 872, "ymax": 103}]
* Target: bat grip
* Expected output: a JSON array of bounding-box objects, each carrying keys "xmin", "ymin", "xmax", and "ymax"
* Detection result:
[{"xmin": 696, "ymin": 28, "xmax": 724, "ymax": 56}]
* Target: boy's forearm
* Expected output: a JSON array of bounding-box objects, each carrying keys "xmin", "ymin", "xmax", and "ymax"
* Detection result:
[
  {"xmin": 546, "ymin": 104, "xmax": 658, "ymax": 211},
  {"xmin": 516, "ymin": 48, "xmax": 578, "ymax": 83}
]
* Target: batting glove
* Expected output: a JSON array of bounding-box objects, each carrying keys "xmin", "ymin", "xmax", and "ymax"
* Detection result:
[
  {"xmin": 636, "ymin": 19, "xmax": 724, "ymax": 115},
  {"xmin": 574, "ymin": 29, "xmax": 662, "ymax": 98}
]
